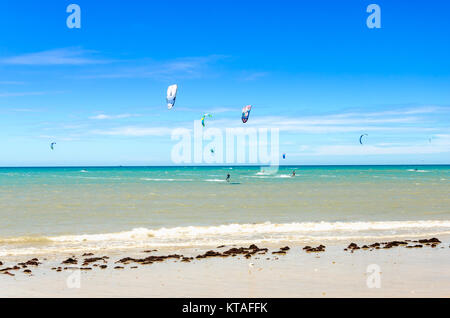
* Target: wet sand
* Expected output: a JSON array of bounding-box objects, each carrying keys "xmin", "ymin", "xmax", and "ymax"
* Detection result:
[{"xmin": 1, "ymin": 236, "xmax": 449, "ymax": 297}]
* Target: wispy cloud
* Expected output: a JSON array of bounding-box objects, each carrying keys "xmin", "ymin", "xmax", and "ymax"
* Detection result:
[
  {"xmin": 329, "ymin": 106, "xmax": 446, "ymax": 119},
  {"xmin": 0, "ymin": 48, "xmax": 111, "ymax": 66},
  {"xmin": 284, "ymin": 134, "xmax": 450, "ymax": 157},
  {"xmin": 38, "ymin": 135, "xmax": 81, "ymax": 142},
  {"xmin": 208, "ymin": 106, "xmax": 449, "ymax": 134},
  {"xmin": 89, "ymin": 113, "xmax": 140, "ymax": 120},
  {"xmin": 208, "ymin": 107, "xmax": 236, "ymax": 113},
  {"xmin": 0, "ymin": 91, "xmax": 47, "ymax": 97},
  {"xmin": 91, "ymin": 126, "xmax": 174, "ymax": 136},
  {"xmin": 11, "ymin": 108, "xmax": 42, "ymax": 112},
  {"xmin": 239, "ymin": 71, "xmax": 269, "ymax": 81},
  {"xmin": 78, "ymin": 55, "xmax": 227, "ymax": 80},
  {"xmin": 0, "ymin": 90, "xmax": 66, "ymax": 98},
  {"xmin": 84, "ymin": 106, "xmax": 448, "ymax": 138},
  {"xmin": 304, "ymin": 142, "xmax": 450, "ymax": 156},
  {"xmin": 0, "ymin": 81, "xmax": 25, "ymax": 85}
]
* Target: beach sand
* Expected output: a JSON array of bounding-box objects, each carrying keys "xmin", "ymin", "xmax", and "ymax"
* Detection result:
[{"xmin": 1, "ymin": 236, "xmax": 449, "ymax": 298}]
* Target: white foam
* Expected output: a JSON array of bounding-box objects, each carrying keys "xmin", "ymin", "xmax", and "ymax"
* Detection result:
[
  {"xmin": 140, "ymin": 178, "xmax": 193, "ymax": 182},
  {"xmin": 3, "ymin": 220, "xmax": 450, "ymax": 246},
  {"xmin": 407, "ymin": 169, "xmax": 430, "ymax": 173},
  {"xmin": 246, "ymin": 176, "xmax": 269, "ymax": 178}
]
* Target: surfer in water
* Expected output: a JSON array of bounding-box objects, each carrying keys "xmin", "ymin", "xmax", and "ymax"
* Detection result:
[
  {"xmin": 226, "ymin": 173, "xmax": 231, "ymax": 182},
  {"xmin": 292, "ymin": 170, "xmax": 296, "ymax": 177}
]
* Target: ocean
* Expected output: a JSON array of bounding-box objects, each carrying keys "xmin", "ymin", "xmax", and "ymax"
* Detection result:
[{"xmin": 0, "ymin": 165, "xmax": 449, "ymax": 256}]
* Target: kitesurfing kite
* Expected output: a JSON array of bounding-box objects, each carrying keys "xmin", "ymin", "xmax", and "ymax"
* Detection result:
[
  {"xmin": 166, "ymin": 84, "xmax": 178, "ymax": 109},
  {"xmin": 201, "ymin": 113, "xmax": 212, "ymax": 127},
  {"xmin": 50, "ymin": 142, "xmax": 56, "ymax": 150},
  {"xmin": 282, "ymin": 153, "xmax": 286, "ymax": 159},
  {"xmin": 359, "ymin": 134, "xmax": 368, "ymax": 145},
  {"xmin": 242, "ymin": 105, "xmax": 252, "ymax": 123}
]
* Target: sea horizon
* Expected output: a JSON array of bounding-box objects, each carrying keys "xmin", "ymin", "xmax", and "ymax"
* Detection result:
[{"xmin": 1, "ymin": 164, "xmax": 449, "ymax": 168}]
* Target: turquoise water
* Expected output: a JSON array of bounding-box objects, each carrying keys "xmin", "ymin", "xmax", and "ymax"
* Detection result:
[{"xmin": 0, "ymin": 165, "xmax": 449, "ymax": 255}]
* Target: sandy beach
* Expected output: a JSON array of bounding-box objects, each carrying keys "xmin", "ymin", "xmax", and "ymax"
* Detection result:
[
  {"xmin": 1, "ymin": 166, "xmax": 449, "ymax": 298},
  {"xmin": 2, "ymin": 236, "xmax": 449, "ymax": 298}
]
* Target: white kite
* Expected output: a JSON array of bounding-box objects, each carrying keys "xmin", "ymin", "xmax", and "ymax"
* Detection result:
[{"xmin": 166, "ymin": 84, "xmax": 178, "ymax": 109}]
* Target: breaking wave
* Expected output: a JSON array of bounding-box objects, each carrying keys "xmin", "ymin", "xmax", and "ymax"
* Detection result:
[{"xmin": 1, "ymin": 220, "xmax": 450, "ymax": 256}]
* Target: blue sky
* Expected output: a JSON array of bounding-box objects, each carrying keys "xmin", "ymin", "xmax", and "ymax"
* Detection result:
[{"xmin": 0, "ymin": 0, "xmax": 449, "ymax": 166}]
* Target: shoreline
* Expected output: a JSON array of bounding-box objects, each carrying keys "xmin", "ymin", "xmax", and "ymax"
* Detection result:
[
  {"xmin": 3, "ymin": 220, "xmax": 450, "ymax": 258},
  {"xmin": 2, "ymin": 236, "xmax": 449, "ymax": 297}
]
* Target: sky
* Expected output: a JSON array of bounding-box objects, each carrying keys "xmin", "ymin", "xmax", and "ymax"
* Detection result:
[{"xmin": 0, "ymin": 0, "xmax": 449, "ymax": 166}]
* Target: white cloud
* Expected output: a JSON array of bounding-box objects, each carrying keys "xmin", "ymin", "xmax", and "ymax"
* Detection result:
[
  {"xmin": 89, "ymin": 114, "xmax": 139, "ymax": 120},
  {"xmin": 329, "ymin": 106, "xmax": 445, "ymax": 118},
  {"xmin": 210, "ymin": 119, "xmax": 431, "ymax": 135},
  {"xmin": 208, "ymin": 107, "xmax": 236, "ymax": 113},
  {"xmin": 306, "ymin": 144, "xmax": 450, "ymax": 156},
  {"xmin": 239, "ymin": 71, "xmax": 268, "ymax": 81},
  {"xmin": 77, "ymin": 55, "xmax": 227, "ymax": 80},
  {"xmin": 0, "ymin": 48, "xmax": 110, "ymax": 66},
  {"xmin": 0, "ymin": 81, "xmax": 25, "ymax": 85},
  {"xmin": 11, "ymin": 108, "xmax": 41, "ymax": 112},
  {"xmin": 91, "ymin": 126, "xmax": 174, "ymax": 136},
  {"xmin": 207, "ymin": 106, "xmax": 449, "ymax": 134},
  {"xmin": 0, "ymin": 91, "xmax": 47, "ymax": 97},
  {"xmin": 292, "ymin": 134, "xmax": 450, "ymax": 156}
]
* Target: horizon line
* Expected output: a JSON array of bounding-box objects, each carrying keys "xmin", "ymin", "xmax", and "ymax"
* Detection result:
[{"xmin": 0, "ymin": 164, "xmax": 449, "ymax": 169}]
